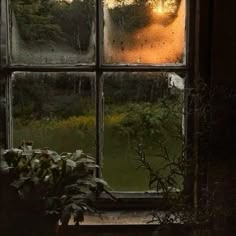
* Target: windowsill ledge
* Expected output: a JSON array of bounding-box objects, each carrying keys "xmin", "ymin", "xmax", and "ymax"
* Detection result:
[{"xmin": 79, "ymin": 210, "xmax": 156, "ymax": 225}]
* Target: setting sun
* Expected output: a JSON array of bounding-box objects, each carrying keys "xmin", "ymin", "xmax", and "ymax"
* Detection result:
[{"xmin": 153, "ymin": 5, "xmax": 164, "ymax": 14}]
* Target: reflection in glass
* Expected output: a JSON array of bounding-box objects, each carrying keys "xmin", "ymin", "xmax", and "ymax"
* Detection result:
[
  {"xmin": 104, "ymin": 0, "xmax": 186, "ymax": 64},
  {"xmin": 103, "ymin": 72, "xmax": 185, "ymax": 191},
  {"xmin": 11, "ymin": 0, "xmax": 95, "ymax": 64},
  {"xmin": 12, "ymin": 72, "xmax": 96, "ymax": 155}
]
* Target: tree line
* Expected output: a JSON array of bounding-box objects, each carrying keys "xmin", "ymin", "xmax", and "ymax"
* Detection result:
[
  {"xmin": 12, "ymin": 0, "xmax": 95, "ymax": 51},
  {"xmin": 12, "ymin": 0, "xmax": 181, "ymax": 50}
]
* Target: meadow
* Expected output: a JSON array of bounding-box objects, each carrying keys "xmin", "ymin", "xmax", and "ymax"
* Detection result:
[
  {"xmin": 14, "ymin": 101, "xmax": 183, "ymax": 191},
  {"xmin": 13, "ymin": 72, "xmax": 183, "ymax": 191}
]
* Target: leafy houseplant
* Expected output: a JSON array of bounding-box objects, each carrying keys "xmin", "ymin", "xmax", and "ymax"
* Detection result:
[{"xmin": 0, "ymin": 142, "xmax": 108, "ymax": 236}]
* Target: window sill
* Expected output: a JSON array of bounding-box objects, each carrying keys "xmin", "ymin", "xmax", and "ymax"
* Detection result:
[
  {"xmin": 95, "ymin": 191, "xmax": 177, "ymax": 210},
  {"xmin": 78, "ymin": 210, "xmax": 155, "ymax": 225}
]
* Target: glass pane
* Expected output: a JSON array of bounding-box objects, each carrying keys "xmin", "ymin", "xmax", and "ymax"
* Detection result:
[
  {"xmin": 104, "ymin": 0, "xmax": 186, "ymax": 64},
  {"xmin": 12, "ymin": 72, "xmax": 96, "ymax": 156},
  {"xmin": 11, "ymin": 0, "xmax": 95, "ymax": 64},
  {"xmin": 103, "ymin": 72, "xmax": 185, "ymax": 191}
]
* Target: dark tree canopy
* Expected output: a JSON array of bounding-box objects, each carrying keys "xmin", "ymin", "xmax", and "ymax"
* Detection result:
[
  {"xmin": 12, "ymin": 0, "xmax": 63, "ymax": 43},
  {"xmin": 109, "ymin": 0, "xmax": 151, "ymax": 33},
  {"xmin": 12, "ymin": 0, "xmax": 95, "ymax": 51}
]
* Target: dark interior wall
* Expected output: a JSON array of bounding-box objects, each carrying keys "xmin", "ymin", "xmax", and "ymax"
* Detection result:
[
  {"xmin": 208, "ymin": 0, "xmax": 236, "ymax": 235},
  {"xmin": 211, "ymin": 1, "xmax": 236, "ymax": 87},
  {"xmin": 211, "ymin": 0, "xmax": 236, "ymax": 150}
]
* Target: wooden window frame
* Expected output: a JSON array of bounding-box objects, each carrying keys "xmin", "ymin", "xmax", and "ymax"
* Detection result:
[{"xmin": 0, "ymin": 0, "xmax": 209, "ymax": 211}]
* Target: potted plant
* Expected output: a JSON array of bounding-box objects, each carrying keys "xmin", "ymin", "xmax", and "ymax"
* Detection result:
[{"xmin": 0, "ymin": 142, "xmax": 108, "ymax": 236}]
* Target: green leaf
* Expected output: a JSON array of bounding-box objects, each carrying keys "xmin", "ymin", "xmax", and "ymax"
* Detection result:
[
  {"xmin": 75, "ymin": 150, "xmax": 83, "ymax": 158},
  {"xmin": 0, "ymin": 159, "xmax": 11, "ymax": 173},
  {"xmin": 50, "ymin": 152, "xmax": 61, "ymax": 162},
  {"xmin": 76, "ymin": 158, "xmax": 95, "ymax": 164},
  {"xmin": 71, "ymin": 193, "xmax": 86, "ymax": 200},
  {"xmin": 71, "ymin": 203, "xmax": 80, "ymax": 210},
  {"xmin": 86, "ymin": 163, "xmax": 99, "ymax": 169},
  {"xmin": 66, "ymin": 159, "xmax": 76, "ymax": 168},
  {"xmin": 94, "ymin": 178, "xmax": 108, "ymax": 187}
]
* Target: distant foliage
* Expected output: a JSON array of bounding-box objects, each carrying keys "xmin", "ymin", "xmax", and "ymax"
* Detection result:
[
  {"xmin": 13, "ymin": 74, "xmax": 95, "ymax": 120},
  {"xmin": 52, "ymin": 0, "xmax": 94, "ymax": 50},
  {"xmin": 12, "ymin": 0, "xmax": 94, "ymax": 50},
  {"xmin": 109, "ymin": 0, "xmax": 151, "ymax": 33},
  {"xmin": 12, "ymin": 0, "xmax": 63, "ymax": 43}
]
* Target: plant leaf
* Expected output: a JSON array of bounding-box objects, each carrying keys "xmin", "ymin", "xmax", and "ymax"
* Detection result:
[{"xmin": 66, "ymin": 159, "xmax": 76, "ymax": 168}]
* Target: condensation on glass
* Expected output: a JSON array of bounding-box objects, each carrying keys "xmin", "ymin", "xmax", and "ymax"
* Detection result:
[
  {"xmin": 104, "ymin": 0, "xmax": 186, "ymax": 64},
  {"xmin": 12, "ymin": 72, "xmax": 96, "ymax": 155},
  {"xmin": 10, "ymin": 0, "xmax": 96, "ymax": 64},
  {"xmin": 102, "ymin": 72, "xmax": 185, "ymax": 191}
]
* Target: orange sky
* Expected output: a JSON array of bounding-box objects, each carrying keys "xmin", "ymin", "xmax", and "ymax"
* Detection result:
[{"xmin": 104, "ymin": 0, "xmax": 186, "ymax": 64}]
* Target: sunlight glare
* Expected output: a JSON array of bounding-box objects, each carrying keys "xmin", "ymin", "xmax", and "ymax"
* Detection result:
[{"xmin": 153, "ymin": 5, "xmax": 164, "ymax": 14}]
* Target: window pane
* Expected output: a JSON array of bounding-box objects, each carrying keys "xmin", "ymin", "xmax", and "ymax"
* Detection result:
[
  {"xmin": 103, "ymin": 72, "xmax": 185, "ymax": 191},
  {"xmin": 11, "ymin": 0, "xmax": 95, "ymax": 64},
  {"xmin": 12, "ymin": 72, "xmax": 96, "ymax": 155},
  {"xmin": 104, "ymin": 0, "xmax": 186, "ymax": 64}
]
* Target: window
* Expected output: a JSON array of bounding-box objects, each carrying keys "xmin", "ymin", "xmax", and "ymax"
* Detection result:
[{"xmin": 0, "ymin": 0, "xmax": 189, "ymax": 196}]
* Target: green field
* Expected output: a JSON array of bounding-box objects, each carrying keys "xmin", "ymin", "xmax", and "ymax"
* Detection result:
[
  {"xmin": 14, "ymin": 102, "xmax": 183, "ymax": 191},
  {"xmin": 13, "ymin": 72, "xmax": 184, "ymax": 191}
]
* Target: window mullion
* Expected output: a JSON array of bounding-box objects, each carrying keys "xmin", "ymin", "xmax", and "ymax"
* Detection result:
[
  {"xmin": 96, "ymin": 0, "xmax": 103, "ymax": 68},
  {"xmin": 0, "ymin": 71, "xmax": 13, "ymax": 149},
  {"xmin": 95, "ymin": 71, "xmax": 103, "ymax": 178},
  {"xmin": 5, "ymin": 65, "xmax": 97, "ymax": 72},
  {"xmin": 95, "ymin": 0, "xmax": 104, "ymax": 178},
  {"xmin": 100, "ymin": 65, "xmax": 187, "ymax": 72}
]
